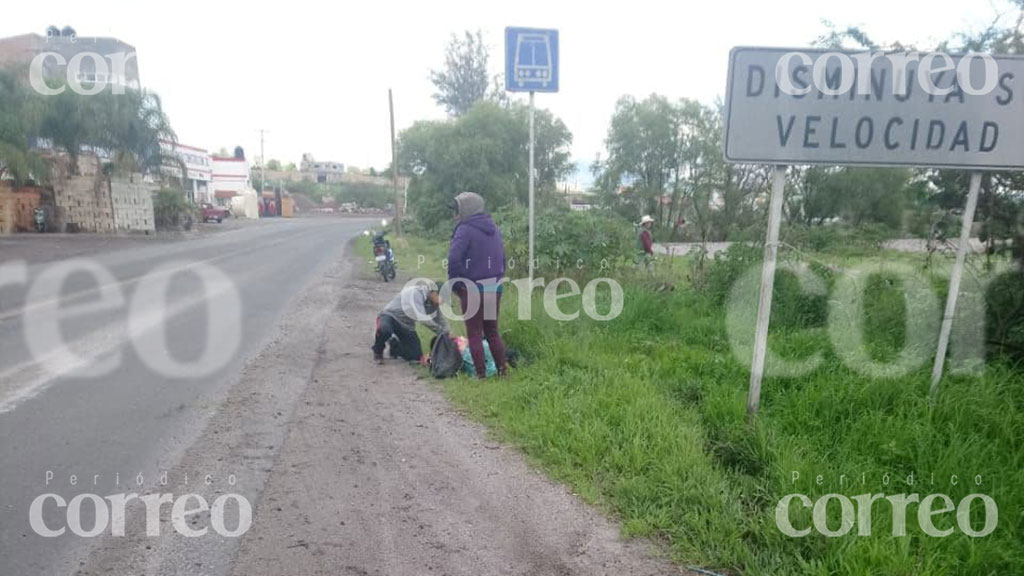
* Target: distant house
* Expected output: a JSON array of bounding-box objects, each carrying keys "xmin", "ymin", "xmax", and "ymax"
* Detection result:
[
  {"xmin": 560, "ymin": 187, "xmax": 596, "ymax": 212},
  {"xmin": 300, "ymin": 153, "xmax": 344, "ymax": 184}
]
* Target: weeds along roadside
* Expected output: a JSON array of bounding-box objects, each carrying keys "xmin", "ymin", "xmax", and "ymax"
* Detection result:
[{"xmin": 360, "ymin": 232, "xmax": 1024, "ymax": 576}]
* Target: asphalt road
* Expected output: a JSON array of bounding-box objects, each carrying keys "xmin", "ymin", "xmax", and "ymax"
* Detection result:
[{"xmin": 0, "ymin": 217, "xmax": 375, "ymax": 576}]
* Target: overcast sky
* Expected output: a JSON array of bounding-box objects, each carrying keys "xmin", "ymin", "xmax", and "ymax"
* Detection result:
[{"xmin": 2, "ymin": 0, "xmax": 1015, "ymax": 170}]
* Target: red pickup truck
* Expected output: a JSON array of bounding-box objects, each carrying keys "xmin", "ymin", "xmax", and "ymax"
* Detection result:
[{"xmin": 200, "ymin": 203, "xmax": 230, "ymax": 223}]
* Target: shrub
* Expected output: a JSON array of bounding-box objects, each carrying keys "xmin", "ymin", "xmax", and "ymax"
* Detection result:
[
  {"xmin": 493, "ymin": 206, "xmax": 634, "ymax": 278},
  {"xmin": 153, "ymin": 189, "xmax": 195, "ymax": 230},
  {"xmin": 699, "ymin": 242, "xmax": 763, "ymax": 305},
  {"xmin": 783, "ymin": 223, "xmax": 893, "ymax": 256},
  {"xmin": 696, "ymin": 242, "xmax": 831, "ymax": 332},
  {"xmin": 986, "ymin": 270, "xmax": 1024, "ymax": 365}
]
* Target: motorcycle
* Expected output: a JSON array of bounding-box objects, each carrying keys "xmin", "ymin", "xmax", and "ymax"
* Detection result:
[
  {"xmin": 33, "ymin": 207, "xmax": 46, "ymax": 233},
  {"xmin": 372, "ymin": 230, "xmax": 397, "ymax": 282}
]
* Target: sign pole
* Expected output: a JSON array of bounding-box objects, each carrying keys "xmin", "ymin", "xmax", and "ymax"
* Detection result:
[
  {"xmin": 930, "ymin": 171, "xmax": 983, "ymax": 399},
  {"xmin": 504, "ymin": 26, "xmax": 557, "ymax": 282},
  {"xmin": 528, "ymin": 90, "xmax": 535, "ymax": 283},
  {"xmin": 747, "ymin": 164, "xmax": 787, "ymax": 421}
]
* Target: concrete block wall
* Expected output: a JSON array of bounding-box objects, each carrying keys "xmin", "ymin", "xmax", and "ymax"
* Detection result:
[
  {"xmin": 110, "ymin": 178, "xmax": 155, "ymax": 232},
  {"xmin": 49, "ymin": 155, "xmax": 156, "ymax": 233},
  {"xmin": 53, "ymin": 174, "xmax": 115, "ymax": 233},
  {"xmin": 50, "ymin": 155, "xmax": 109, "ymax": 233}
]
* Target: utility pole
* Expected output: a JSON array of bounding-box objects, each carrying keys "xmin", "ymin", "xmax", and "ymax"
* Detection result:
[{"xmin": 389, "ymin": 89, "xmax": 401, "ymax": 235}]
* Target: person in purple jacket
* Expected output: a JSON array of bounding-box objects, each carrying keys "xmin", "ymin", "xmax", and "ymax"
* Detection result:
[{"xmin": 447, "ymin": 192, "xmax": 509, "ymax": 378}]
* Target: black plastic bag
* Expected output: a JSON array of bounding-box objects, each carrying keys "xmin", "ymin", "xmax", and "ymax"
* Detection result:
[{"xmin": 430, "ymin": 334, "xmax": 462, "ymax": 379}]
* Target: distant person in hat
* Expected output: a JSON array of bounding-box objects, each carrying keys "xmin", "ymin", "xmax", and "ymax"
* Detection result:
[{"xmin": 636, "ymin": 215, "xmax": 655, "ymax": 275}]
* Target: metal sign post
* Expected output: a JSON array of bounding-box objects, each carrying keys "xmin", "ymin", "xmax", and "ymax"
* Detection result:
[
  {"xmin": 505, "ymin": 27, "xmax": 559, "ymax": 284},
  {"xmin": 746, "ymin": 165, "xmax": 787, "ymax": 420},
  {"xmin": 930, "ymin": 171, "xmax": 983, "ymax": 398},
  {"xmin": 528, "ymin": 91, "xmax": 536, "ymax": 282}
]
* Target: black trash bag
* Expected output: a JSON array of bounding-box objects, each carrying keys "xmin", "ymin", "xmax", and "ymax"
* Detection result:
[{"xmin": 430, "ymin": 334, "xmax": 462, "ymax": 379}]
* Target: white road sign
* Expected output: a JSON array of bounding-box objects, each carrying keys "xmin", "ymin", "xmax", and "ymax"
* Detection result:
[{"xmin": 724, "ymin": 47, "xmax": 1024, "ymax": 170}]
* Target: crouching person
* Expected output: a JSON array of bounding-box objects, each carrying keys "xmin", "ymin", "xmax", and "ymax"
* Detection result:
[{"xmin": 372, "ymin": 280, "xmax": 449, "ymax": 365}]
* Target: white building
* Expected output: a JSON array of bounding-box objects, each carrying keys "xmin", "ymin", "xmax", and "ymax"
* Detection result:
[
  {"xmin": 161, "ymin": 141, "xmax": 212, "ymax": 203},
  {"xmin": 211, "ymin": 155, "xmax": 252, "ymax": 206}
]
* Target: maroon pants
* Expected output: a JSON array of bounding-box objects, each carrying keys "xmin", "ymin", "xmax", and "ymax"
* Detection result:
[{"xmin": 457, "ymin": 289, "xmax": 508, "ymax": 378}]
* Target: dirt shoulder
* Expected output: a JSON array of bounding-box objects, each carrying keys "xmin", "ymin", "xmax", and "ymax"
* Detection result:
[
  {"xmin": 229, "ymin": 249, "xmax": 683, "ymax": 576},
  {"xmin": 78, "ymin": 240, "xmax": 682, "ymax": 576}
]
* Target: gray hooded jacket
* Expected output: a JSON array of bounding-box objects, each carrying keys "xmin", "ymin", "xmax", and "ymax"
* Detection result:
[{"xmin": 380, "ymin": 284, "xmax": 449, "ymax": 335}]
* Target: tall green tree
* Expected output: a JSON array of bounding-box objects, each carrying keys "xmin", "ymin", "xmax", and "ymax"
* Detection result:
[
  {"xmin": 37, "ymin": 89, "xmax": 95, "ymax": 174},
  {"xmin": 36, "ymin": 86, "xmax": 177, "ymax": 176},
  {"xmin": 430, "ymin": 30, "xmax": 505, "ymax": 117},
  {"xmin": 0, "ymin": 67, "xmax": 176, "ymax": 181},
  {"xmin": 789, "ymin": 167, "xmax": 917, "ymax": 228},
  {"xmin": 929, "ymin": 170, "xmax": 1024, "ymax": 262},
  {"xmin": 813, "ymin": 6, "xmax": 1024, "ymax": 262},
  {"xmin": 399, "ymin": 101, "xmax": 572, "ymax": 230},
  {"xmin": 0, "ymin": 68, "xmax": 48, "ymax": 184},
  {"xmin": 928, "ymin": 4, "xmax": 1024, "ymax": 265},
  {"xmin": 594, "ymin": 95, "xmax": 768, "ymax": 241},
  {"xmin": 709, "ymin": 105, "xmax": 771, "ymax": 241},
  {"xmin": 102, "ymin": 89, "xmax": 178, "ymax": 175},
  {"xmin": 595, "ymin": 95, "xmax": 681, "ymax": 222}
]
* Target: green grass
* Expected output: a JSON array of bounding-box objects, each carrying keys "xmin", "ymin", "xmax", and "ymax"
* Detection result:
[{"xmin": 366, "ymin": 234, "xmax": 1024, "ymax": 576}]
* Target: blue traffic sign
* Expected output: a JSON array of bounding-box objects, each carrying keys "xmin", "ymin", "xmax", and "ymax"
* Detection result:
[{"xmin": 505, "ymin": 27, "xmax": 559, "ymax": 93}]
